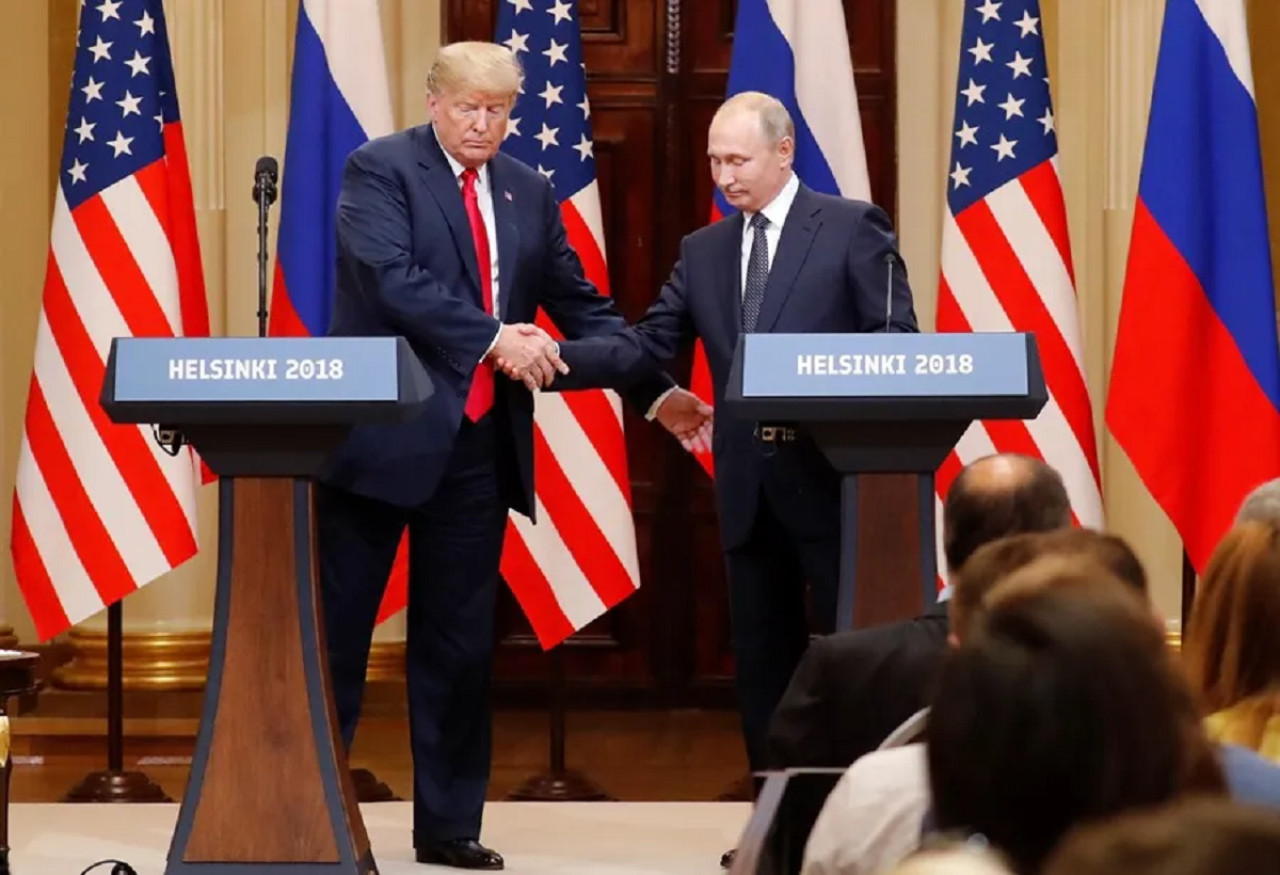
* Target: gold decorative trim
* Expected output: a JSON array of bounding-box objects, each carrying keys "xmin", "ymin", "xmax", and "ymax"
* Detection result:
[
  {"xmin": 1165, "ymin": 630, "xmax": 1182, "ymax": 652},
  {"xmin": 365, "ymin": 641, "xmax": 405, "ymax": 682},
  {"xmin": 53, "ymin": 629, "xmax": 211, "ymax": 691}
]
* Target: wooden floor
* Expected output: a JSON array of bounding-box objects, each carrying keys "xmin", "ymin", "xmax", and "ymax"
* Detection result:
[{"xmin": 8, "ymin": 686, "xmax": 750, "ymax": 804}]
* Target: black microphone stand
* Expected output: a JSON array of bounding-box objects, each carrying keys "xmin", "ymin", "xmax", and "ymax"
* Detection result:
[{"xmin": 253, "ymin": 160, "xmax": 278, "ymax": 338}]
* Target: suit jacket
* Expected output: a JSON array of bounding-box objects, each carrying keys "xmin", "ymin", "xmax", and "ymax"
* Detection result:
[
  {"xmin": 765, "ymin": 609, "xmax": 950, "ymax": 770},
  {"xmin": 558, "ymin": 183, "xmax": 918, "ymax": 549},
  {"xmin": 318, "ymin": 125, "xmax": 671, "ymax": 512}
]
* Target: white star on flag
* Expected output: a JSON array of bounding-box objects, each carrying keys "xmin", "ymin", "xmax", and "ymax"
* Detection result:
[
  {"xmin": 975, "ymin": 0, "xmax": 1001, "ymax": 22},
  {"xmin": 1038, "ymin": 107, "xmax": 1055, "ymax": 134},
  {"xmin": 534, "ymin": 122, "xmax": 559, "ymax": 150},
  {"xmin": 67, "ymin": 158, "xmax": 89, "ymax": 183},
  {"xmin": 81, "ymin": 76, "xmax": 104, "ymax": 102},
  {"xmin": 955, "ymin": 120, "xmax": 979, "ymax": 147},
  {"xmin": 547, "ymin": 0, "xmax": 573, "ymax": 25},
  {"xmin": 74, "ymin": 117, "xmax": 95, "ymax": 143},
  {"xmin": 89, "ymin": 36, "xmax": 112, "ymax": 62},
  {"xmin": 998, "ymin": 93, "xmax": 1025, "ymax": 119},
  {"xmin": 503, "ymin": 30, "xmax": 529, "ymax": 54},
  {"xmin": 950, "ymin": 161, "xmax": 972, "ymax": 188},
  {"xmin": 1006, "ymin": 51, "xmax": 1033, "ymax": 78},
  {"xmin": 572, "ymin": 133, "xmax": 593, "ymax": 161},
  {"xmin": 107, "ymin": 130, "xmax": 134, "ymax": 157},
  {"xmin": 991, "ymin": 133, "xmax": 1017, "ymax": 161},
  {"xmin": 968, "ymin": 37, "xmax": 993, "ymax": 64},
  {"xmin": 543, "ymin": 38, "xmax": 568, "ymax": 66},
  {"xmin": 125, "ymin": 50, "xmax": 151, "ymax": 77},
  {"xmin": 960, "ymin": 78, "xmax": 986, "ymax": 105},
  {"xmin": 506, "ymin": 0, "xmax": 533, "ymax": 12},
  {"xmin": 1015, "ymin": 10, "xmax": 1039, "ymax": 37},
  {"xmin": 116, "ymin": 90, "xmax": 142, "ymax": 117},
  {"xmin": 96, "ymin": 0, "xmax": 122, "ymax": 22},
  {"xmin": 134, "ymin": 10, "xmax": 155, "ymax": 36},
  {"xmin": 539, "ymin": 81, "xmax": 564, "ymax": 108},
  {"xmin": 505, "ymin": 117, "xmax": 522, "ymax": 138}
]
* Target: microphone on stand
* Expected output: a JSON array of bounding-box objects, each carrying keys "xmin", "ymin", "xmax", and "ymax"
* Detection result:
[
  {"xmin": 883, "ymin": 251, "xmax": 897, "ymax": 332},
  {"xmin": 253, "ymin": 156, "xmax": 279, "ymax": 339}
]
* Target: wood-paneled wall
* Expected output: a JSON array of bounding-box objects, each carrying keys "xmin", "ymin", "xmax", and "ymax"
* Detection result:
[{"xmin": 448, "ymin": 0, "xmax": 896, "ymax": 704}]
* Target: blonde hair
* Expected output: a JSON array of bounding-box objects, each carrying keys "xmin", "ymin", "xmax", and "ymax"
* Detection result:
[
  {"xmin": 426, "ymin": 41, "xmax": 522, "ymax": 98},
  {"xmin": 889, "ymin": 845, "xmax": 1013, "ymax": 875},
  {"xmin": 714, "ymin": 90, "xmax": 795, "ymax": 146}
]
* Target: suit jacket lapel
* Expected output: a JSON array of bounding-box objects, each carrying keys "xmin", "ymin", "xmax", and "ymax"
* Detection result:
[
  {"xmin": 754, "ymin": 187, "xmax": 822, "ymax": 333},
  {"xmin": 415, "ymin": 127, "xmax": 483, "ymax": 302},
  {"xmin": 488, "ymin": 160, "xmax": 521, "ymax": 321}
]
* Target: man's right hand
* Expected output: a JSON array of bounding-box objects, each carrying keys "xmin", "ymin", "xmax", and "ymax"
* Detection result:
[{"xmin": 490, "ymin": 323, "xmax": 568, "ymax": 391}]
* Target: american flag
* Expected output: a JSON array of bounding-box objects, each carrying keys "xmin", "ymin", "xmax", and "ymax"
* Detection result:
[
  {"xmin": 10, "ymin": 0, "xmax": 210, "ymax": 640},
  {"xmin": 935, "ymin": 0, "xmax": 1102, "ymax": 540},
  {"xmin": 494, "ymin": 0, "xmax": 641, "ymax": 648}
]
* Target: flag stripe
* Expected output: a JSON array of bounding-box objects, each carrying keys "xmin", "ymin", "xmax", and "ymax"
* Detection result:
[
  {"xmin": 9, "ymin": 501, "xmax": 73, "ymax": 640},
  {"xmin": 23, "ymin": 380, "xmax": 137, "ymax": 604},
  {"xmin": 535, "ymin": 393, "xmax": 638, "ymax": 583},
  {"xmin": 1019, "ymin": 159, "xmax": 1075, "ymax": 283},
  {"xmin": 14, "ymin": 438, "xmax": 103, "ymax": 629},
  {"xmin": 533, "ymin": 427, "xmax": 637, "ymax": 606},
  {"xmin": 70, "ymin": 195, "xmax": 175, "ymax": 339},
  {"xmin": 41, "ymin": 254, "xmax": 197, "ymax": 565},
  {"xmin": 100, "ymin": 174, "xmax": 182, "ymax": 336},
  {"xmin": 33, "ymin": 312, "xmax": 169, "ymax": 583},
  {"xmin": 498, "ymin": 525, "xmax": 575, "ymax": 649},
  {"xmin": 509, "ymin": 502, "xmax": 607, "ymax": 631},
  {"xmin": 954, "ymin": 200, "xmax": 1100, "ymax": 484}
]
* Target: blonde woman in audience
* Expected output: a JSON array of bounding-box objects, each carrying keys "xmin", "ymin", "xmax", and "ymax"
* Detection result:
[
  {"xmin": 1184, "ymin": 519, "xmax": 1280, "ymax": 763},
  {"xmin": 885, "ymin": 841, "xmax": 1012, "ymax": 875}
]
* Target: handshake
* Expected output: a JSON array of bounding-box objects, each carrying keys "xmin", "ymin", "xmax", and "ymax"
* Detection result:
[{"xmin": 487, "ymin": 323, "xmax": 714, "ymax": 454}]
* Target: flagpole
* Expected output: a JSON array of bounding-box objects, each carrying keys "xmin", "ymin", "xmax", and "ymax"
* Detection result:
[
  {"xmin": 505, "ymin": 644, "xmax": 613, "ymax": 801},
  {"xmin": 62, "ymin": 602, "xmax": 171, "ymax": 803}
]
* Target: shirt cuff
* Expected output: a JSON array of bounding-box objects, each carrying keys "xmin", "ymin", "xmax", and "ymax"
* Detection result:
[
  {"xmin": 645, "ymin": 386, "xmax": 678, "ymax": 421},
  {"xmin": 480, "ymin": 321, "xmax": 502, "ymax": 365}
]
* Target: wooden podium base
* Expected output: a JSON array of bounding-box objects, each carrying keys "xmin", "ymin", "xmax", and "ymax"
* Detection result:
[
  {"xmin": 63, "ymin": 771, "xmax": 172, "ymax": 803},
  {"xmin": 506, "ymin": 770, "xmax": 613, "ymax": 802},
  {"xmin": 165, "ymin": 478, "xmax": 374, "ymax": 874}
]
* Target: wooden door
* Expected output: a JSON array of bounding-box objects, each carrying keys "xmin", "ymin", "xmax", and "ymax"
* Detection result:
[{"xmin": 445, "ymin": 0, "xmax": 897, "ymax": 707}]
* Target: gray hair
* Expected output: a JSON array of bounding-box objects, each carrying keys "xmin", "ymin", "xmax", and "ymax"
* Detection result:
[
  {"xmin": 1237, "ymin": 477, "xmax": 1280, "ymax": 524},
  {"xmin": 715, "ymin": 90, "xmax": 796, "ymax": 147},
  {"xmin": 427, "ymin": 41, "xmax": 523, "ymax": 98}
]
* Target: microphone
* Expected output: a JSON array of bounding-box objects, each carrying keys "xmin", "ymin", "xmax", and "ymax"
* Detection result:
[
  {"xmin": 883, "ymin": 251, "xmax": 896, "ymax": 332},
  {"xmin": 252, "ymin": 156, "xmax": 279, "ymax": 337},
  {"xmin": 252, "ymin": 155, "xmax": 278, "ymax": 206}
]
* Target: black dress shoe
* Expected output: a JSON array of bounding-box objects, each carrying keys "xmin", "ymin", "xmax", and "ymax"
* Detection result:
[
  {"xmin": 721, "ymin": 847, "xmax": 736, "ymax": 868},
  {"xmin": 415, "ymin": 839, "xmax": 504, "ymax": 870}
]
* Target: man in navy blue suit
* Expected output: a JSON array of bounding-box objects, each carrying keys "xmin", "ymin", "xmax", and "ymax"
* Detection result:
[
  {"xmin": 533, "ymin": 91, "xmax": 919, "ymax": 789},
  {"xmin": 313, "ymin": 42, "xmax": 704, "ymax": 870}
]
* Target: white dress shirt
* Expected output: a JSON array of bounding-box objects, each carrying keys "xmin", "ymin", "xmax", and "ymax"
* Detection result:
[
  {"xmin": 646, "ymin": 171, "xmax": 800, "ymax": 419},
  {"xmin": 434, "ymin": 126, "xmax": 503, "ymax": 361}
]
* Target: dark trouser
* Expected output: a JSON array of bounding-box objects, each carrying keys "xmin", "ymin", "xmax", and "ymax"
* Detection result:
[
  {"xmin": 724, "ymin": 492, "xmax": 840, "ymax": 773},
  {"xmin": 314, "ymin": 417, "xmax": 507, "ymax": 844}
]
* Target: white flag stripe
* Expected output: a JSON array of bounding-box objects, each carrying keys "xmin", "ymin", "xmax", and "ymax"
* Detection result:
[
  {"xmin": 1195, "ymin": 0, "xmax": 1255, "ymax": 99},
  {"xmin": 986, "ymin": 176, "xmax": 1087, "ymax": 377},
  {"xmin": 51, "ymin": 193, "xmax": 131, "ymax": 359},
  {"xmin": 32, "ymin": 314, "xmax": 171, "ymax": 583},
  {"xmin": 510, "ymin": 507, "xmax": 607, "ymax": 630},
  {"xmin": 100, "ymin": 176, "xmax": 183, "ymax": 337},
  {"xmin": 934, "ymin": 493, "xmax": 948, "ymax": 579},
  {"xmin": 767, "ymin": 0, "xmax": 871, "ymax": 200},
  {"xmin": 15, "ymin": 435, "xmax": 104, "ymax": 624},
  {"xmin": 568, "ymin": 184, "xmax": 607, "ymax": 264},
  {"xmin": 304, "ymin": 0, "xmax": 395, "ymax": 140},
  {"xmin": 941, "ymin": 214, "xmax": 1016, "ymax": 334},
  {"xmin": 534, "ymin": 393, "xmax": 640, "ymax": 586},
  {"xmin": 954, "ymin": 420, "xmax": 1001, "ymax": 465}
]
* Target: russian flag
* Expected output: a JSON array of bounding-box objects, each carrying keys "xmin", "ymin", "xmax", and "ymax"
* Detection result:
[
  {"xmin": 270, "ymin": 0, "xmax": 407, "ymax": 621},
  {"xmin": 269, "ymin": 0, "xmax": 394, "ymax": 338},
  {"xmin": 1106, "ymin": 0, "xmax": 1280, "ymax": 572},
  {"xmin": 689, "ymin": 0, "xmax": 869, "ymax": 476}
]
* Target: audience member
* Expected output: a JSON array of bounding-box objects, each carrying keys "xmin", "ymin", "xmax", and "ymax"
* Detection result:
[
  {"xmin": 926, "ymin": 561, "xmax": 1226, "ymax": 875},
  {"xmin": 1184, "ymin": 519, "xmax": 1280, "ymax": 764},
  {"xmin": 1042, "ymin": 797, "xmax": 1280, "ymax": 875},
  {"xmin": 768, "ymin": 454, "xmax": 1070, "ymax": 769}
]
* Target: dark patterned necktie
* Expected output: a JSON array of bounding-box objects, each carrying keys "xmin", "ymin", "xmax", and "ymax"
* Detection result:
[{"xmin": 741, "ymin": 212, "xmax": 771, "ymax": 332}]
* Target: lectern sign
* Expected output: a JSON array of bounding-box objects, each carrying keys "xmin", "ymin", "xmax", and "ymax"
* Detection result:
[
  {"xmin": 111, "ymin": 336, "xmax": 400, "ymax": 402},
  {"xmin": 740, "ymin": 332, "xmax": 1031, "ymax": 398}
]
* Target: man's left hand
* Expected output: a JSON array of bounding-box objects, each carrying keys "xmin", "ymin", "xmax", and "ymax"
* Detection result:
[{"xmin": 655, "ymin": 388, "xmax": 713, "ymax": 454}]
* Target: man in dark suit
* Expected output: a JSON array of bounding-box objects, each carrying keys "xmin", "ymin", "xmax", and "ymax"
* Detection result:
[
  {"xmin": 314, "ymin": 42, "xmax": 698, "ymax": 870},
  {"xmin": 543, "ymin": 91, "xmax": 919, "ymax": 783},
  {"xmin": 765, "ymin": 453, "xmax": 1073, "ymax": 772}
]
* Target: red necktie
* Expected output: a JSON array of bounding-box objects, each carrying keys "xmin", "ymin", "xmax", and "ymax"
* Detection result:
[{"xmin": 461, "ymin": 167, "xmax": 495, "ymax": 421}]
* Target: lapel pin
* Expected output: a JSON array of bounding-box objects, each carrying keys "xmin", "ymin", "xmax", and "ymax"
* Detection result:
[{"xmin": 504, "ymin": 190, "xmax": 513, "ymax": 201}]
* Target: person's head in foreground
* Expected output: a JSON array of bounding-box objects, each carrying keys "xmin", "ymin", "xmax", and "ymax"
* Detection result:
[
  {"xmin": 1041, "ymin": 796, "xmax": 1280, "ymax": 875},
  {"xmin": 941, "ymin": 453, "xmax": 1072, "ymax": 579},
  {"xmin": 887, "ymin": 839, "xmax": 1013, "ymax": 875},
  {"xmin": 926, "ymin": 558, "xmax": 1226, "ymax": 874}
]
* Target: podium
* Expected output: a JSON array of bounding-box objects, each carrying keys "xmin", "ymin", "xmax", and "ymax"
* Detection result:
[
  {"xmin": 101, "ymin": 336, "xmax": 432, "ymax": 874},
  {"xmin": 724, "ymin": 332, "xmax": 1046, "ymax": 630}
]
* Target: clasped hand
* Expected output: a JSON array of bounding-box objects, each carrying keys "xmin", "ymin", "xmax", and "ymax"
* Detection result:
[{"xmin": 490, "ymin": 323, "xmax": 567, "ymax": 391}]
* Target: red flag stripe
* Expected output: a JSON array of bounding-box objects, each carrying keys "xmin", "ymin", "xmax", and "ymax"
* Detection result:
[
  {"xmin": 9, "ymin": 502, "xmax": 71, "ymax": 641},
  {"xmin": 1019, "ymin": 161, "xmax": 1076, "ymax": 285},
  {"xmin": 532, "ymin": 426, "xmax": 637, "ymax": 607},
  {"xmin": 499, "ymin": 524, "xmax": 575, "ymax": 649},
  {"xmin": 954, "ymin": 202, "xmax": 1100, "ymax": 483},
  {"xmin": 70, "ymin": 196, "xmax": 175, "ymax": 339},
  {"xmin": 159, "ymin": 122, "xmax": 211, "ymax": 337},
  {"xmin": 42, "ymin": 257, "xmax": 197, "ymax": 565},
  {"xmin": 23, "ymin": 381, "xmax": 137, "ymax": 604}
]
